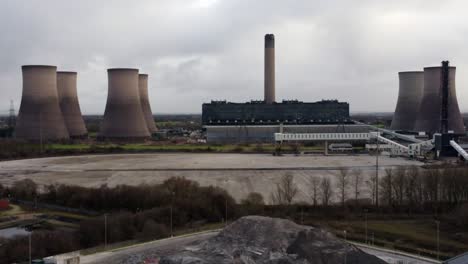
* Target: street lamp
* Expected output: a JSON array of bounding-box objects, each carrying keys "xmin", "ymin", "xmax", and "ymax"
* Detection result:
[
  {"xmin": 104, "ymin": 214, "xmax": 108, "ymax": 249},
  {"xmin": 29, "ymin": 232, "xmax": 31, "ymax": 264},
  {"xmin": 364, "ymin": 209, "xmax": 368, "ymax": 244},
  {"xmin": 435, "ymin": 220, "xmax": 440, "ymax": 260},
  {"xmin": 343, "ymin": 230, "xmax": 347, "ymax": 264},
  {"xmin": 225, "ymin": 197, "xmax": 228, "ymax": 227},
  {"xmin": 170, "ymin": 191, "xmax": 175, "ymax": 237}
]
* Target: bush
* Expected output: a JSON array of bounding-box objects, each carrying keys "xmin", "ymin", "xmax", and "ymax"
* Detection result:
[{"xmin": 137, "ymin": 220, "xmax": 169, "ymax": 242}]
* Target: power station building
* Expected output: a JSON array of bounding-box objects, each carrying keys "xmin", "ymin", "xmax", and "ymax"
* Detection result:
[
  {"xmin": 15, "ymin": 65, "xmax": 70, "ymax": 141},
  {"xmin": 99, "ymin": 68, "xmax": 151, "ymax": 140},
  {"xmin": 202, "ymin": 34, "xmax": 355, "ymax": 143},
  {"xmin": 57, "ymin": 71, "xmax": 88, "ymax": 138}
]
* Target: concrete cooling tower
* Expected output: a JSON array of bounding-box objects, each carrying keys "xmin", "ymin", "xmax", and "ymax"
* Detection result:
[
  {"xmin": 57, "ymin": 71, "xmax": 88, "ymax": 138},
  {"xmin": 99, "ymin": 68, "xmax": 150, "ymax": 140},
  {"xmin": 15, "ymin": 65, "xmax": 69, "ymax": 140},
  {"xmin": 414, "ymin": 65, "xmax": 464, "ymax": 134},
  {"xmin": 138, "ymin": 74, "xmax": 158, "ymax": 133},
  {"xmin": 264, "ymin": 34, "xmax": 275, "ymax": 104},
  {"xmin": 390, "ymin": 71, "xmax": 424, "ymax": 131}
]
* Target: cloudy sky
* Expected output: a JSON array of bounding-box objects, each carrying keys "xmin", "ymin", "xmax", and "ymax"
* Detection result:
[{"xmin": 1, "ymin": 0, "xmax": 468, "ymax": 114}]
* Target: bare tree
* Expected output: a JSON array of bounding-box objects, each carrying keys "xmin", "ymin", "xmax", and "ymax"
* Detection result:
[
  {"xmin": 308, "ymin": 175, "xmax": 320, "ymax": 206},
  {"xmin": 270, "ymin": 174, "xmax": 298, "ymax": 205},
  {"xmin": 351, "ymin": 169, "xmax": 362, "ymax": 205},
  {"xmin": 336, "ymin": 168, "xmax": 350, "ymax": 207},
  {"xmin": 366, "ymin": 174, "xmax": 377, "ymax": 205},
  {"xmin": 320, "ymin": 177, "xmax": 333, "ymax": 206},
  {"xmin": 380, "ymin": 168, "xmax": 393, "ymax": 206},
  {"xmin": 392, "ymin": 167, "xmax": 406, "ymax": 206}
]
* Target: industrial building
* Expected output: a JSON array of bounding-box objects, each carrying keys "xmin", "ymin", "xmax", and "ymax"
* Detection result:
[
  {"xmin": 57, "ymin": 71, "xmax": 88, "ymax": 138},
  {"xmin": 390, "ymin": 71, "xmax": 424, "ymax": 131},
  {"xmin": 202, "ymin": 34, "xmax": 353, "ymax": 143},
  {"xmin": 99, "ymin": 68, "xmax": 151, "ymax": 140},
  {"xmin": 15, "ymin": 65, "xmax": 70, "ymax": 141},
  {"xmin": 139, "ymin": 74, "xmax": 158, "ymax": 133}
]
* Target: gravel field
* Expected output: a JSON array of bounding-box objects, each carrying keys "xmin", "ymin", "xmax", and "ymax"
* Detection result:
[{"xmin": 0, "ymin": 153, "xmax": 423, "ymax": 203}]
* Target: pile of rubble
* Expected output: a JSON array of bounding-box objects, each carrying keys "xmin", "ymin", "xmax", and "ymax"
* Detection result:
[{"xmin": 159, "ymin": 216, "xmax": 385, "ymax": 264}]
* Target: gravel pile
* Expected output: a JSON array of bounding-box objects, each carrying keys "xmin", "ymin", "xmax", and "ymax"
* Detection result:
[{"xmin": 159, "ymin": 216, "xmax": 385, "ymax": 264}]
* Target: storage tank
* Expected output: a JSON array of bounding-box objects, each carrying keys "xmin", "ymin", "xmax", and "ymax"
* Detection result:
[
  {"xmin": 390, "ymin": 71, "xmax": 424, "ymax": 131},
  {"xmin": 57, "ymin": 71, "xmax": 88, "ymax": 138},
  {"xmin": 264, "ymin": 34, "xmax": 275, "ymax": 104},
  {"xmin": 99, "ymin": 68, "xmax": 150, "ymax": 140},
  {"xmin": 414, "ymin": 66, "xmax": 464, "ymax": 134},
  {"xmin": 15, "ymin": 65, "xmax": 69, "ymax": 140},
  {"xmin": 138, "ymin": 74, "xmax": 158, "ymax": 133}
]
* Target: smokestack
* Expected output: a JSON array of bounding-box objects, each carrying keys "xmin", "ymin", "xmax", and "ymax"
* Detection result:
[
  {"xmin": 15, "ymin": 65, "xmax": 69, "ymax": 140},
  {"xmin": 390, "ymin": 71, "xmax": 424, "ymax": 131},
  {"xmin": 264, "ymin": 34, "xmax": 275, "ymax": 104},
  {"xmin": 57, "ymin": 71, "xmax": 88, "ymax": 138},
  {"xmin": 99, "ymin": 68, "xmax": 150, "ymax": 140},
  {"xmin": 139, "ymin": 74, "xmax": 158, "ymax": 133},
  {"xmin": 414, "ymin": 64, "xmax": 464, "ymax": 134}
]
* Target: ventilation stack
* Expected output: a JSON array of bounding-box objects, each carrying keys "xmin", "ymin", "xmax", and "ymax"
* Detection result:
[
  {"xmin": 57, "ymin": 71, "xmax": 88, "ymax": 138},
  {"xmin": 138, "ymin": 74, "xmax": 158, "ymax": 133},
  {"xmin": 99, "ymin": 68, "xmax": 150, "ymax": 140},
  {"xmin": 264, "ymin": 34, "xmax": 275, "ymax": 104},
  {"xmin": 15, "ymin": 65, "xmax": 69, "ymax": 140},
  {"xmin": 414, "ymin": 64, "xmax": 464, "ymax": 134},
  {"xmin": 390, "ymin": 71, "xmax": 424, "ymax": 131}
]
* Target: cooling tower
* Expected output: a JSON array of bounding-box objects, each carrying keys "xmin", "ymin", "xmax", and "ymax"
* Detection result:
[
  {"xmin": 138, "ymin": 74, "xmax": 158, "ymax": 133},
  {"xmin": 15, "ymin": 65, "xmax": 69, "ymax": 140},
  {"xmin": 99, "ymin": 68, "xmax": 150, "ymax": 140},
  {"xmin": 390, "ymin": 71, "xmax": 424, "ymax": 131},
  {"xmin": 264, "ymin": 34, "xmax": 275, "ymax": 104},
  {"xmin": 414, "ymin": 66, "xmax": 464, "ymax": 134},
  {"xmin": 57, "ymin": 71, "xmax": 88, "ymax": 138}
]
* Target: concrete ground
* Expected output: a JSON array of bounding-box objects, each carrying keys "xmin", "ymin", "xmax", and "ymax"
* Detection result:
[{"xmin": 0, "ymin": 153, "xmax": 423, "ymax": 204}]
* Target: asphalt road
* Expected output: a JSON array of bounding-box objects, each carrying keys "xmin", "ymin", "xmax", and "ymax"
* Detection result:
[{"xmin": 80, "ymin": 231, "xmax": 217, "ymax": 264}]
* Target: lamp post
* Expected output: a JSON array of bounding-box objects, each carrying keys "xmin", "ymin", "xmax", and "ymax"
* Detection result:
[
  {"xmin": 343, "ymin": 230, "xmax": 347, "ymax": 264},
  {"xmin": 29, "ymin": 232, "xmax": 31, "ymax": 264},
  {"xmin": 225, "ymin": 197, "xmax": 228, "ymax": 227},
  {"xmin": 364, "ymin": 209, "xmax": 368, "ymax": 244},
  {"xmin": 375, "ymin": 136, "xmax": 379, "ymax": 207},
  {"xmin": 104, "ymin": 214, "xmax": 107, "ymax": 249},
  {"xmin": 170, "ymin": 191, "xmax": 175, "ymax": 237},
  {"xmin": 436, "ymin": 220, "xmax": 440, "ymax": 260}
]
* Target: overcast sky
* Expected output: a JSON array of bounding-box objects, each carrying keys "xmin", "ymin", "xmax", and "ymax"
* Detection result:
[{"xmin": 1, "ymin": 0, "xmax": 468, "ymax": 114}]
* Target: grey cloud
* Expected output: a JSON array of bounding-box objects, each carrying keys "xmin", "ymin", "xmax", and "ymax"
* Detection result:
[{"xmin": 1, "ymin": 0, "xmax": 468, "ymax": 114}]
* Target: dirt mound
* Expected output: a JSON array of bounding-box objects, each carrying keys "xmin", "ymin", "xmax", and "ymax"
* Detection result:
[{"xmin": 160, "ymin": 216, "xmax": 385, "ymax": 264}]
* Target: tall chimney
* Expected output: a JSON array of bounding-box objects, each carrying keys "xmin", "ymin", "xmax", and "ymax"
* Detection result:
[{"xmin": 264, "ymin": 34, "xmax": 275, "ymax": 104}]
